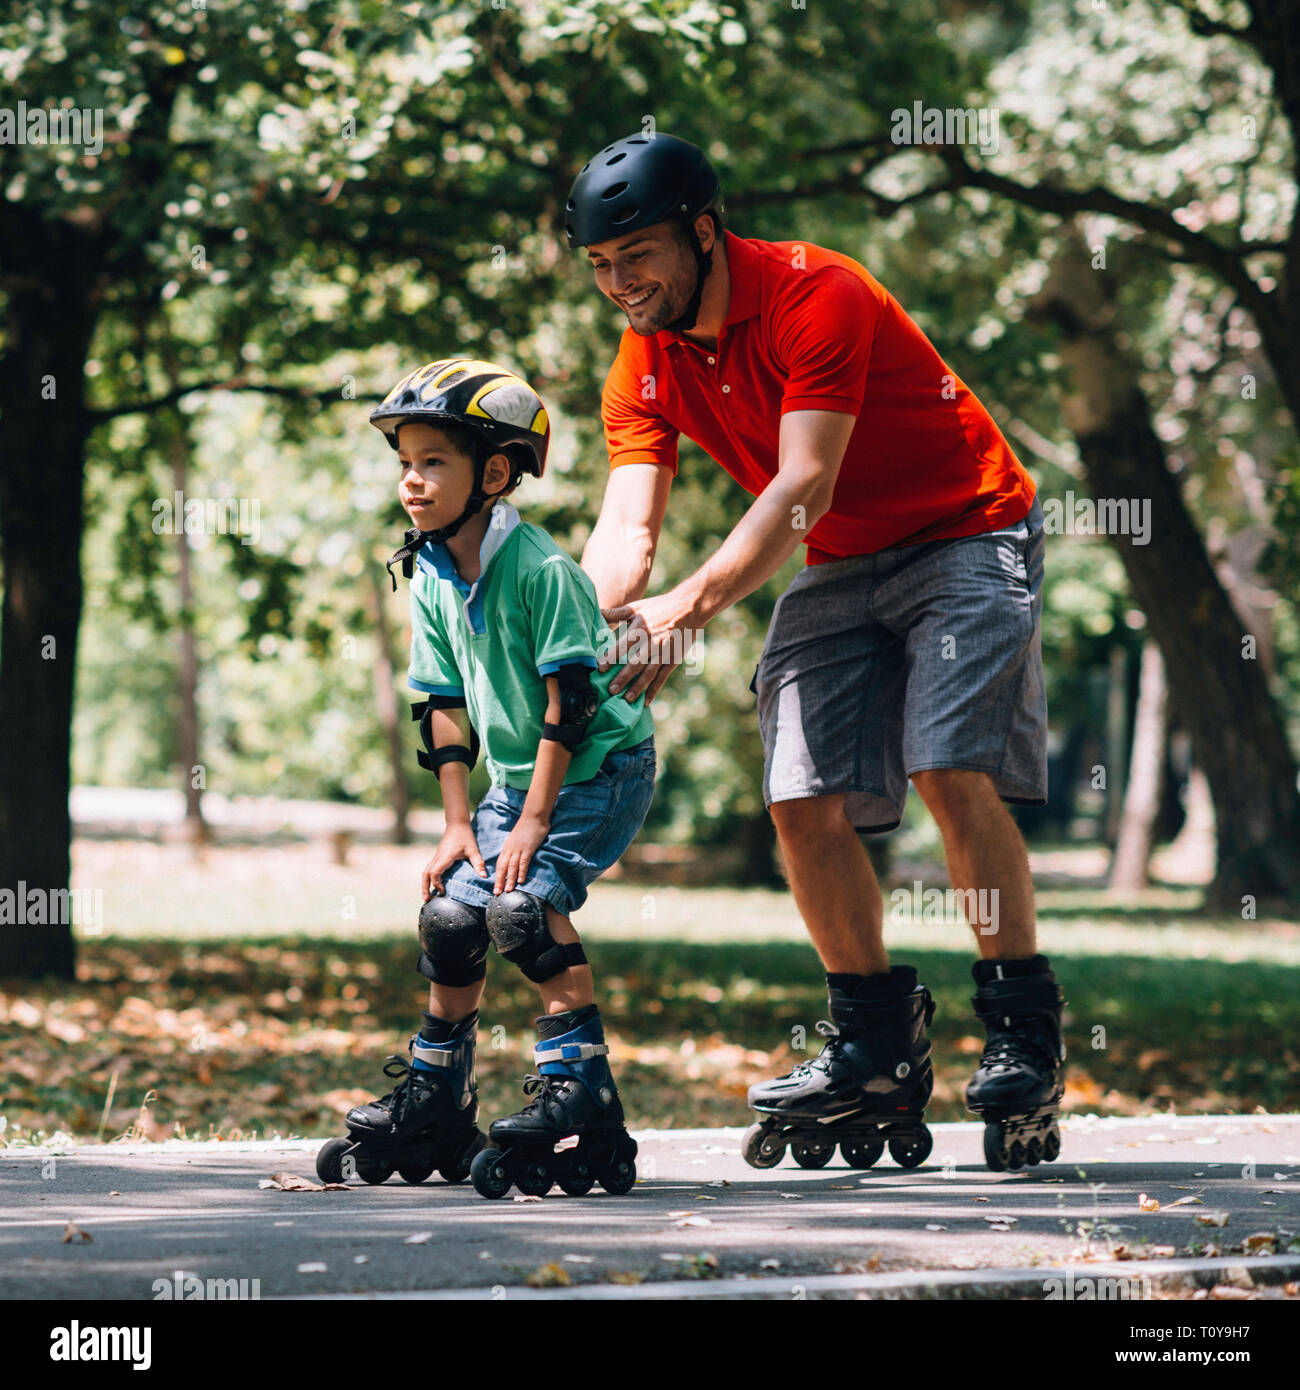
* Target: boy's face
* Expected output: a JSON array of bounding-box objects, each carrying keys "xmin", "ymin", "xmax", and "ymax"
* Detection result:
[{"xmin": 396, "ymin": 423, "xmax": 478, "ymax": 529}]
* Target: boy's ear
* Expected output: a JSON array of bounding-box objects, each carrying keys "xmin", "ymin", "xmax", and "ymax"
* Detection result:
[{"xmin": 483, "ymin": 450, "xmax": 514, "ymax": 494}]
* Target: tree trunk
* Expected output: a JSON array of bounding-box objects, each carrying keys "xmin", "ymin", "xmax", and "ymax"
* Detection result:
[
  {"xmin": 167, "ymin": 408, "xmax": 207, "ymax": 848},
  {"xmin": 1030, "ymin": 227, "xmax": 1300, "ymax": 910},
  {"xmin": 1110, "ymin": 638, "xmax": 1168, "ymax": 893},
  {"xmin": 0, "ymin": 224, "xmax": 100, "ymax": 979},
  {"xmin": 365, "ymin": 561, "xmax": 411, "ymax": 845},
  {"xmin": 1103, "ymin": 644, "xmax": 1129, "ymax": 846}
]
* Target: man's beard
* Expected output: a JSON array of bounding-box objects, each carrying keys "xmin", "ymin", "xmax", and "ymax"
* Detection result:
[{"xmin": 626, "ymin": 271, "xmax": 693, "ymax": 336}]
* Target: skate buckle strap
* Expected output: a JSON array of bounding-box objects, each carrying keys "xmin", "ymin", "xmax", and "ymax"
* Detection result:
[
  {"xmin": 533, "ymin": 1040, "xmax": 609, "ymax": 1065},
  {"xmin": 972, "ymin": 973, "xmax": 1061, "ymax": 1018},
  {"xmin": 410, "ymin": 1037, "xmax": 461, "ymax": 1067}
]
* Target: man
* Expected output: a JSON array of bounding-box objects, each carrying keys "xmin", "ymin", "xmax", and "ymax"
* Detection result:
[{"xmin": 566, "ymin": 132, "xmax": 1065, "ymax": 1172}]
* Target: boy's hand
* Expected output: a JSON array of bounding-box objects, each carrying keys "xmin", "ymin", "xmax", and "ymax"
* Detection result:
[
  {"xmin": 422, "ymin": 825, "xmax": 488, "ymax": 900},
  {"xmin": 494, "ymin": 813, "xmax": 549, "ymax": 896}
]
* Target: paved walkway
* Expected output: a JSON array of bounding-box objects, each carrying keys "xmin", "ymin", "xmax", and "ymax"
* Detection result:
[{"xmin": 2, "ymin": 1114, "xmax": 1297, "ymax": 1300}]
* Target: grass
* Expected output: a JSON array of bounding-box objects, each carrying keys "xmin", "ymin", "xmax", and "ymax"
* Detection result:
[{"xmin": 3, "ymin": 920, "xmax": 1298, "ymax": 1145}]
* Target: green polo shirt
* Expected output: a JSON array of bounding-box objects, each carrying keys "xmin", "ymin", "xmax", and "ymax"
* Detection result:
[{"xmin": 408, "ymin": 501, "xmax": 654, "ymax": 790}]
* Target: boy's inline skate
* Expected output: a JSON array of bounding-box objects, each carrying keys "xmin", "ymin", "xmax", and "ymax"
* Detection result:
[
  {"xmin": 316, "ymin": 1010, "xmax": 487, "ymax": 1186},
  {"xmin": 743, "ymin": 966, "xmax": 935, "ymax": 1171},
  {"xmin": 469, "ymin": 1006, "xmax": 637, "ymax": 1198},
  {"xmin": 965, "ymin": 957, "xmax": 1065, "ymax": 1172}
]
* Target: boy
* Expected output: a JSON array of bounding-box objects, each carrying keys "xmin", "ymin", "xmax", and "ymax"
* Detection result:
[{"xmin": 317, "ymin": 358, "xmax": 655, "ymax": 1199}]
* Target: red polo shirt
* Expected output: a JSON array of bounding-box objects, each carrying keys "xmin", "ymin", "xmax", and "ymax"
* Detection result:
[{"xmin": 601, "ymin": 230, "xmax": 1035, "ymax": 562}]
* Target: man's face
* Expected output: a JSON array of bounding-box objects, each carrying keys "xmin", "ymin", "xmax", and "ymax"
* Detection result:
[{"xmin": 586, "ymin": 219, "xmax": 701, "ymax": 336}]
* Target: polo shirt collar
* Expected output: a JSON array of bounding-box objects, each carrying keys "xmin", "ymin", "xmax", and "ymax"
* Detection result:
[
  {"xmin": 657, "ymin": 230, "xmax": 760, "ymax": 350},
  {"xmin": 416, "ymin": 500, "xmax": 520, "ymax": 635}
]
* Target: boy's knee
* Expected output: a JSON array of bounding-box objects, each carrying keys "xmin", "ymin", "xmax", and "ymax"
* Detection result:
[{"xmin": 416, "ymin": 895, "xmax": 489, "ymax": 986}]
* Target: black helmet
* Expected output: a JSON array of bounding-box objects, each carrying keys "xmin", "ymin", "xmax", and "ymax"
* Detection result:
[
  {"xmin": 564, "ymin": 132, "xmax": 723, "ymax": 250},
  {"xmin": 565, "ymin": 132, "xmax": 724, "ymax": 333}
]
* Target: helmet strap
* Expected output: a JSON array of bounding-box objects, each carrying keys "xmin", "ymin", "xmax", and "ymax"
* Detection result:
[
  {"xmin": 663, "ymin": 215, "xmax": 715, "ymax": 334},
  {"xmin": 385, "ymin": 453, "xmax": 511, "ymax": 588}
]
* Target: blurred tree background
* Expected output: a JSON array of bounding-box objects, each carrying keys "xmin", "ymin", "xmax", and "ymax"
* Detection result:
[{"xmin": 4, "ymin": 0, "xmax": 1300, "ymax": 982}]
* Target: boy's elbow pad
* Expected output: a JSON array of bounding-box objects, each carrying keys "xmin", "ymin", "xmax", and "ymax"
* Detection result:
[
  {"xmin": 541, "ymin": 663, "xmax": 600, "ymax": 751},
  {"xmin": 412, "ymin": 698, "xmax": 480, "ymax": 774}
]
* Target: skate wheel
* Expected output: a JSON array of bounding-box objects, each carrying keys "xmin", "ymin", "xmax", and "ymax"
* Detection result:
[
  {"xmin": 840, "ymin": 1139, "xmax": 884, "ymax": 1169},
  {"xmin": 983, "ymin": 1124, "xmax": 1006, "ymax": 1173},
  {"xmin": 1043, "ymin": 1129, "xmax": 1061, "ymax": 1163},
  {"xmin": 790, "ymin": 1139, "xmax": 834, "ymax": 1169},
  {"xmin": 1007, "ymin": 1140, "xmax": 1026, "ymax": 1171},
  {"xmin": 598, "ymin": 1158, "xmax": 636, "ymax": 1196},
  {"xmin": 1025, "ymin": 1138, "xmax": 1043, "ymax": 1167},
  {"xmin": 888, "ymin": 1129, "xmax": 933, "ymax": 1169},
  {"xmin": 315, "ymin": 1137, "xmax": 350, "ymax": 1185},
  {"xmin": 470, "ymin": 1146, "xmax": 512, "ymax": 1199},
  {"xmin": 398, "ymin": 1158, "xmax": 436, "ymax": 1184},
  {"xmin": 559, "ymin": 1163, "xmax": 595, "ymax": 1196},
  {"xmin": 439, "ymin": 1131, "xmax": 488, "ymax": 1185},
  {"xmin": 516, "ymin": 1161, "xmax": 553, "ymax": 1197},
  {"xmin": 741, "ymin": 1122, "xmax": 786, "ymax": 1169},
  {"xmin": 355, "ymin": 1156, "xmax": 394, "ymax": 1185}
]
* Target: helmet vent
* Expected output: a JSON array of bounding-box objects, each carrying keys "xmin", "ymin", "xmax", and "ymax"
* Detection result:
[
  {"xmin": 605, "ymin": 151, "xmax": 627, "ymax": 165},
  {"xmin": 600, "ymin": 180, "xmax": 628, "ymax": 200},
  {"xmin": 628, "ymin": 136, "xmax": 649, "ymax": 143},
  {"xmin": 611, "ymin": 204, "xmax": 640, "ymax": 224}
]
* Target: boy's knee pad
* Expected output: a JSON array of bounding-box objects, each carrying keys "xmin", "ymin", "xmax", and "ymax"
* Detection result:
[
  {"xmin": 485, "ymin": 889, "xmax": 587, "ymax": 983},
  {"xmin": 417, "ymin": 895, "xmax": 489, "ymax": 986}
]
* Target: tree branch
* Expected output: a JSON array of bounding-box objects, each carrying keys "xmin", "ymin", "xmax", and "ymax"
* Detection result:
[{"xmin": 85, "ymin": 377, "xmax": 356, "ymax": 424}]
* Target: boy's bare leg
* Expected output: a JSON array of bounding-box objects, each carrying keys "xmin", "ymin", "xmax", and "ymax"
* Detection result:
[
  {"xmin": 427, "ymin": 980, "xmax": 484, "ymax": 1022},
  {"xmin": 768, "ymin": 794, "xmax": 889, "ymax": 976},
  {"xmin": 538, "ymin": 906, "xmax": 595, "ymax": 1013}
]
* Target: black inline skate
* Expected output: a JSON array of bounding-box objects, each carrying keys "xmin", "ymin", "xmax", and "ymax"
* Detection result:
[
  {"xmin": 316, "ymin": 1010, "xmax": 487, "ymax": 1186},
  {"xmin": 965, "ymin": 957, "xmax": 1065, "ymax": 1172},
  {"xmin": 743, "ymin": 966, "xmax": 935, "ymax": 1171},
  {"xmin": 469, "ymin": 1006, "xmax": 637, "ymax": 1198}
]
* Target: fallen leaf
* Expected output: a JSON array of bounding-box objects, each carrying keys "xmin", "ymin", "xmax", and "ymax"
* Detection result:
[
  {"xmin": 1138, "ymin": 1194, "xmax": 1160, "ymax": 1212},
  {"xmin": 983, "ymin": 1214, "xmax": 1017, "ymax": 1225},
  {"xmin": 525, "ymin": 1263, "xmax": 570, "ymax": 1288},
  {"xmin": 263, "ymin": 1172, "xmax": 347, "ymax": 1193},
  {"xmin": 62, "ymin": 1222, "xmax": 92, "ymax": 1244},
  {"xmin": 296, "ymin": 1262, "xmax": 327, "ymax": 1273},
  {"xmin": 1196, "ymin": 1212, "xmax": 1230, "ymax": 1227},
  {"xmin": 108, "ymin": 1191, "xmax": 120, "ymax": 1197},
  {"xmin": 925, "ymin": 1223, "xmax": 947, "ymax": 1231},
  {"xmin": 563, "ymin": 1254, "xmax": 595, "ymax": 1264},
  {"xmin": 760, "ymin": 1258, "xmax": 781, "ymax": 1269},
  {"xmin": 1209, "ymin": 1285, "xmax": 1253, "ymax": 1300},
  {"xmin": 972, "ymin": 1196, "xmax": 990, "ymax": 1203},
  {"xmin": 609, "ymin": 1270, "xmax": 642, "ymax": 1285},
  {"xmin": 673, "ymin": 1216, "xmax": 713, "ymax": 1228},
  {"xmin": 403, "ymin": 1232, "xmax": 433, "ymax": 1245},
  {"xmin": 513, "ymin": 1194, "xmax": 543, "ymax": 1204},
  {"xmin": 1243, "ymin": 1233, "xmax": 1277, "ymax": 1254},
  {"xmin": 353, "ymin": 1256, "xmax": 369, "ymax": 1265},
  {"xmin": 1167, "ymin": 1195, "xmax": 1202, "ymax": 1208}
]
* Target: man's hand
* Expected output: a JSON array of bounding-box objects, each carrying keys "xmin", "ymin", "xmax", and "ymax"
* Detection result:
[
  {"xmin": 494, "ymin": 812, "xmax": 550, "ymax": 895},
  {"xmin": 599, "ymin": 587, "xmax": 702, "ymax": 704},
  {"xmin": 422, "ymin": 825, "xmax": 488, "ymax": 900}
]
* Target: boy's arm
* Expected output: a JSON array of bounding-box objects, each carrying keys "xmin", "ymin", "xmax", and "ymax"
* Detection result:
[
  {"xmin": 520, "ymin": 675, "xmax": 571, "ymax": 826},
  {"xmin": 428, "ymin": 705, "xmax": 475, "ymax": 826}
]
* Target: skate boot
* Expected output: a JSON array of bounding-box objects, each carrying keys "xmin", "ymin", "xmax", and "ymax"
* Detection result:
[
  {"xmin": 965, "ymin": 957, "xmax": 1065, "ymax": 1172},
  {"xmin": 469, "ymin": 1006, "xmax": 637, "ymax": 1198},
  {"xmin": 743, "ymin": 966, "xmax": 936, "ymax": 1171},
  {"xmin": 316, "ymin": 1010, "xmax": 487, "ymax": 1186}
]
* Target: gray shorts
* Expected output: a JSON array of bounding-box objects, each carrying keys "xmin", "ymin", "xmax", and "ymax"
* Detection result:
[{"xmin": 752, "ymin": 496, "xmax": 1047, "ymax": 833}]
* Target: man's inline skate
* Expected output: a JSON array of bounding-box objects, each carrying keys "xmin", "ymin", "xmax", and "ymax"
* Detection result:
[
  {"xmin": 469, "ymin": 1006, "xmax": 637, "ymax": 1198},
  {"xmin": 965, "ymin": 956, "xmax": 1065, "ymax": 1172},
  {"xmin": 743, "ymin": 966, "xmax": 935, "ymax": 1171},
  {"xmin": 316, "ymin": 1010, "xmax": 487, "ymax": 1185}
]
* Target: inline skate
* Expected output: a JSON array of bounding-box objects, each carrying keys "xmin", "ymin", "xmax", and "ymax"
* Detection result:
[
  {"xmin": 470, "ymin": 1006, "xmax": 637, "ymax": 1198},
  {"xmin": 743, "ymin": 966, "xmax": 935, "ymax": 1171},
  {"xmin": 965, "ymin": 957, "xmax": 1065, "ymax": 1172},
  {"xmin": 316, "ymin": 1010, "xmax": 487, "ymax": 1185}
]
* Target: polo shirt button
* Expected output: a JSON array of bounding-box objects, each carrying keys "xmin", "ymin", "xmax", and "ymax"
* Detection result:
[
  {"xmin": 722, "ymin": 384, "xmax": 731, "ymax": 393},
  {"xmin": 708, "ymin": 356, "xmax": 716, "ymax": 365}
]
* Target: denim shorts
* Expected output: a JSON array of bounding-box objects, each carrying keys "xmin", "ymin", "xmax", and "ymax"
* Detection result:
[
  {"xmin": 440, "ymin": 735, "xmax": 656, "ymax": 916},
  {"xmin": 751, "ymin": 497, "xmax": 1047, "ymax": 833}
]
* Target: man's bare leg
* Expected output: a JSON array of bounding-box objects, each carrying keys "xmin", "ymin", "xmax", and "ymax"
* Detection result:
[
  {"xmin": 768, "ymin": 794, "xmax": 889, "ymax": 975},
  {"xmin": 909, "ymin": 769, "xmax": 1037, "ymax": 959}
]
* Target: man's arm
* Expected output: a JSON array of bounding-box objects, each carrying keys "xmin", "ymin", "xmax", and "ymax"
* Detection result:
[
  {"xmin": 601, "ymin": 408, "xmax": 857, "ymax": 699},
  {"xmin": 581, "ymin": 461, "xmax": 673, "ymax": 610}
]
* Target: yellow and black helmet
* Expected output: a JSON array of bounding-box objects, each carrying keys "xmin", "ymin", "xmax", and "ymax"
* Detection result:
[{"xmin": 369, "ymin": 357, "xmax": 550, "ymax": 478}]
